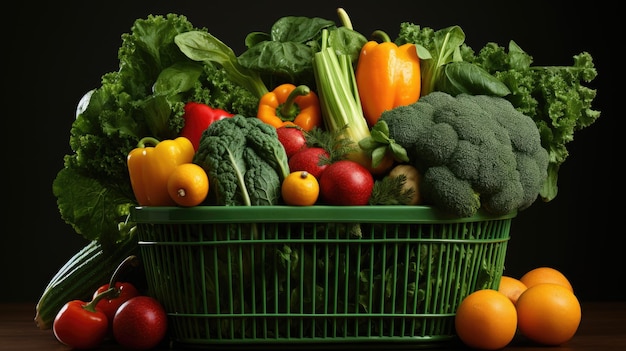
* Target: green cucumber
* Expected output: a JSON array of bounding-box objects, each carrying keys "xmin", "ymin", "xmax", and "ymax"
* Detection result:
[{"xmin": 34, "ymin": 233, "xmax": 139, "ymax": 330}]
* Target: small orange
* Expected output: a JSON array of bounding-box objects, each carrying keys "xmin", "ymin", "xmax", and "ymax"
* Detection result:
[
  {"xmin": 498, "ymin": 275, "xmax": 527, "ymax": 305},
  {"xmin": 454, "ymin": 289, "xmax": 517, "ymax": 350},
  {"xmin": 167, "ymin": 163, "xmax": 209, "ymax": 207},
  {"xmin": 520, "ymin": 267, "xmax": 573, "ymax": 292},
  {"xmin": 281, "ymin": 171, "xmax": 319, "ymax": 206},
  {"xmin": 516, "ymin": 283, "xmax": 581, "ymax": 345}
]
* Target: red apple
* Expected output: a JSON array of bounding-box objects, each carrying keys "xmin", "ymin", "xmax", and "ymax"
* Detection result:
[
  {"xmin": 276, "ymin": 125, "xmax": 307, "ymax": 158},
  {"xmin": 288, "ymin": 147, "xmax": 330, "ymax": 179},
  {"xmin": 319, "ymin": 160, "xmax": 374, "ymax": 206}
]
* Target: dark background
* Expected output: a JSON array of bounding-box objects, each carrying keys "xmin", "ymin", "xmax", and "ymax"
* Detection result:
[{"xmin": 5, "ymin": 1, "xmax": 621, "ymax": 304}]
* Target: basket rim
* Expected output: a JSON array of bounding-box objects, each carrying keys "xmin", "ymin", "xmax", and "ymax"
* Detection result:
[{"xmin": 130, "ymin": 205, "xmax": 516, "ymax": 224}]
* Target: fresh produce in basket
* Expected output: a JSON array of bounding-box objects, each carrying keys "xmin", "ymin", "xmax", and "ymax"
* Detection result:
[
  {"xmin": 319, "ymin": 159, "xmax": 374, "ymax": 205},
  {"xmin": 257, "ymin": 83, "xmax": 322, "ymax": 131},
  {"xmin": 379, "ymin": 91, "xmax": 550, "ymax": 217},
  {"xmin": 311, "ymin": 20, "xmax": 397, "ymax": 176},
  {"xmin": 275, "ymin": 125, "xmax": 307, "ymax": 157},
  {"xmin": 281, "ymin": 170, "xmax": 320, "ymax": 206},
  {"xmin": 179, "ymin": 102, "xmax": 234, "ymax": 151},
  {"xmin": 52, "ymin": 14, "xmax": 260, "ymax": 247},
  {"xmin": 43, "ymin": 6, "xmax": 601, "ymax": 346},
  {"xmin": 127, "ymin": 136, "xmax": 195, "ymax": 206},
  {"xmin": 288, "ymin": 146, "xmax": 330, "ymax": 179},
  {"xmin": 48, "ymin": 9, "xmax": 600, "ymax": 248},
  {"xmin": 193, "ymin": 114, "xmax": 290, "ymax": 206},
  {"xmin": 167, "ymin": 163, "xmax": 210, "ymax": 207},
  {"xmin": 394, "ymin": 23, "xmax": 600, "ymax": 201},
  {"xmin": 355, "ymin": 30, "xmax": 422, "ymax": 127}
]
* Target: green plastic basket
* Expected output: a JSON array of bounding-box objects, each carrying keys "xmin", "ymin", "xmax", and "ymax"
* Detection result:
[{"xmin": 130, "ymin": 205, "xmax": 515, "ymax": 347}]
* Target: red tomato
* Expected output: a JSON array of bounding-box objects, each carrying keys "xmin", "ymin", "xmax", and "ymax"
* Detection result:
[
  {"xmin": 319, "ymin": 160, "xmax": 374, "ymax": 205},
  {"xmin": 93, "ymin": 281, "xmax": 140, "ymax": 328},
  {"xmin": 113, "ymin": 296, "xmax": 168, "ymax": 350},
  {"xmin": 276, "ymin": 125, "xmax": 307, "ymax": 157},
  {"xmin": 53, "ymin": 299, "xmax": 109, "ymax": 349}
]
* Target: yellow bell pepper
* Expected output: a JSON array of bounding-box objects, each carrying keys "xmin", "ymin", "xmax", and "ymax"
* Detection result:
[
  {"xmin": 356, "ymin": 32, "xmax": 421, "ymax": 127},
  {"xmin": 127, "ymin": 136, "xmax": 195, "ymax": 206},
  {"xmin": 257, "ymin": 83, "xmax": 322, "ymax": 131}
]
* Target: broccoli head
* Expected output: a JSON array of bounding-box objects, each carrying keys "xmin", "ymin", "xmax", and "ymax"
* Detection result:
[{"xmin": 380, "ymin": 91, "xmax": 548, "ymax": 217}]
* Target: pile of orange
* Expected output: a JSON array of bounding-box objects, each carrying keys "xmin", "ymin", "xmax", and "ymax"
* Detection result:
[{"xmin": 454, "ymin": 266, "xmax": 581, "ymax": 350}]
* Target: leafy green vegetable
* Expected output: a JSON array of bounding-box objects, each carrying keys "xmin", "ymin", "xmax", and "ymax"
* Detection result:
[
  {"xmin": 369, "ymin": 173, "xmax": 415, "ymax": 205},
  {"xmin": 193, "ymin": 115, "xmax": 290, "ymax": 206},
  {"xmin": 396, "ymin": 22, "xmax": 600, "ymax": 202},
  {"xmin": 54, "ymin": 14, "xmax": 259, "ymax": 246},
  {"xmin": 174, "ymin": 30, "xmax": 269, "ymax": 98},
  {"xmin": 396, "ymin": 24, "xmax": 509, "ymax": 98},
  {"xmin": 465, "ymin": 41, "xmax": 600, "ymax": 201},
  {"xmin": 238, "ymin": 16, "xmax": 335, "ymax": 89}
]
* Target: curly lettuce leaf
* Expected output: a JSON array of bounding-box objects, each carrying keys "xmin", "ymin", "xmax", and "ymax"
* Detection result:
[
  {"xmin": 56, "ymin": 14, "xmax": 260, "ymax": 245},
  {"xmin": 468, "ymin": 41, "xmax": 600, "ymax": 201}
]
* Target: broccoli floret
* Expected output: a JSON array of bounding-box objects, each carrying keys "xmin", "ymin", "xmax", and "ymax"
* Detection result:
[
  {"xmin": 193, "ymin": 115, "xmax": 290, "ymax": 206},
  {"xmin": 379, "ymin": 91, "xmax": 548, "ymax": 217},
  {"xmin": 422, "ymin": 166, "xmax": 481, "ymax": 218}
]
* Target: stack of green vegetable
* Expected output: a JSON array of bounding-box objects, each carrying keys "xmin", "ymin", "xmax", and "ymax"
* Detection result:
[{"xmin": 37, "ymin": 10, "xmax": 600, "ymax": 331}]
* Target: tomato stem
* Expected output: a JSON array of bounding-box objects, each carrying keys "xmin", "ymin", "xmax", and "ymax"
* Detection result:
[
  {"xmin": 84, "ymin": 287, "xmax": 116, "ymax": 313},
  {"xmin": 108, "ymin": 255, "xmax": 140, "ymax": 291}
]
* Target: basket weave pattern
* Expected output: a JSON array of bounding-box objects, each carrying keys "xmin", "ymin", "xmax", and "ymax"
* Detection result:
[{"xmin": 134, "ymin": 206, "xmax": 512, "ymax": 346}]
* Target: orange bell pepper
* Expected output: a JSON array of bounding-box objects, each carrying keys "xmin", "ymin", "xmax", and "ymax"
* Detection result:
[
  {"xmin": 356, "ymin": 32, "xmax": 421, "ymax": 127},
  {"xmin": 127, "ymin": 136, "xmax": 195, "ymax": 206},
  {"xmin": 257, "ymin": 83, "xmax": 322, "ymax": 131}
]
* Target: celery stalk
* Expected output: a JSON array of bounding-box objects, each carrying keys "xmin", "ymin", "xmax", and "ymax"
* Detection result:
[{"xmin": 312, "ymin": 29, "xmax": 371, "ymax": 160}]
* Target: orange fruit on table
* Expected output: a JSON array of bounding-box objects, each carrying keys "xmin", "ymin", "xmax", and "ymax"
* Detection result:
[
  {"xmin": 498, "ymin": 275, "xmax": 527, "ymax": 305},
  {"xmin": 281, "ymin": 171, "xmax": 319, "ymax": 206},
  {"xmin": 454, "ymin": 289, "xmax": 517, "ymax": 350},
  {"xmin": 516, "ymin": 283, "xmax": 581, "ymax": 345},
  {"xmin": 167, "ymin": 163, "xmax": 209, "ymax": 207},
  {"xmin": 520, "ymin": 266, "xmax": 573, "ymax": 292}
]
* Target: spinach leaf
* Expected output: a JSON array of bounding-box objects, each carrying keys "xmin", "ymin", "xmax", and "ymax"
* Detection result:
[
  {"xmin": 439, "ymin": 61, "xmax": 511, "ymax": 96},
  {"xmin": 327, "ymin": 26, "xmax": 367, "ymax": 64},
  {"xmin": 238, "ymin": 16, "xmax": 335, "ymax": 88},
  {"xmin": 270, "ymin": 16, "xmax": 335, "ymax": 43}
]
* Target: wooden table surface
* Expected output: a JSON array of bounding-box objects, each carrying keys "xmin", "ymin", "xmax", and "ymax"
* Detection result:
[{"xmin": 2, "ymin": 301, "xmax": 625, "ymax": 350}]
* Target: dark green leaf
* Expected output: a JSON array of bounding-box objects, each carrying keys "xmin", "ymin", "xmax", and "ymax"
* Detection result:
[
  {"xmin": 52, "ymin": 168, "xmax": 134, "ymax": 246},
  {"xmin": 270, "ymin": 16, "xmax": 335, "ymax": 43},
  {"xmin": 390, "ymin": 143, "xmax": 409, "ymax": 162},
  {"xmin": 439, "ymin": 61, "xmax": 511, "ymax": 96},
  {"xmin": 238, "ymin": 41, "xmax": 314, "ymax": 79},
  {"xmin": 327, "ymin": 27, "xmax": 367, "ymax": 63},
  {"xmin": 153, "ymin": 61, "xmax": 204, "ymax": 96},
  {"xmin": 244, "ymin": 31, "xmax": 271, "ymax": 48}
]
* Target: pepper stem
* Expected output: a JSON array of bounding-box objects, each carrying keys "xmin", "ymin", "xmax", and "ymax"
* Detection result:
[
  {"xmin": 137, "ymin": 136, "xmax": 160, "ymax": 148},
  {"xmin": 278, "ymin": 85, "xmax": 310, "ymax": 122},
  {"xmin": 371, "ymin": 30, "xmax": 391, "ymax": 43}
]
